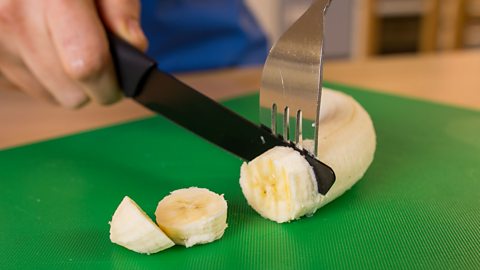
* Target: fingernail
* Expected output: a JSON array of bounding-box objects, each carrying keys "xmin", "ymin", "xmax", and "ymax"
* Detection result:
[{"xmin": 127, "ymin": 19, "xmax": 148, "ymax": 51}]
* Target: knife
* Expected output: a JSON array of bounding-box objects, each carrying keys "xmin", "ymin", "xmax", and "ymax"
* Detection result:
[{"xmin": 108, "ymin": 34, "xmax": 335, "ymax": 195}]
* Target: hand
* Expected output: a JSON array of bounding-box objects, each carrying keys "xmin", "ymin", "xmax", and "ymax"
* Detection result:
[{"xmin": 0, "ymin": 0, "xmax": 148, "ymax": 108}]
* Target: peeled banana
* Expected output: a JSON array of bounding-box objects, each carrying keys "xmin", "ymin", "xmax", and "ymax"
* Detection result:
[
  {"xmin": 155, "ymin": 187, "xmax": 228, "ymax": 248},
  {"xmin": 109, "ymin": 196, "xmax": 175, "ymax": 254},
  {"xmin": 240, "ymin": 89, "xmax": 376, "ymax": 223}
]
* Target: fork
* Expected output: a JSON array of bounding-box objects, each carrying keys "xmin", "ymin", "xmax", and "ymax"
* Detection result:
[{"xmin": 260, "ymin": 0, "xmax": 332, "ymax": 157}]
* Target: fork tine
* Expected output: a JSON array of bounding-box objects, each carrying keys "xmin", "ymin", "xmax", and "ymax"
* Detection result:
[
  {"xmin": 295, "ymin": 110, "xmax": 303, "ymax": 148},
  {"xmin": 271, "ymin": 103, "xmax": 277, "ymax": 134},
  {"xmin": 283, "ymin": 106, "xmax": 290, "ymax": 140}
]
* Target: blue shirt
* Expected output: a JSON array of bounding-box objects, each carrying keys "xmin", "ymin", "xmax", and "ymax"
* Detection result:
[{"xmin": 141, "ymin": 0, "xmax": 268, "ymax": 73}]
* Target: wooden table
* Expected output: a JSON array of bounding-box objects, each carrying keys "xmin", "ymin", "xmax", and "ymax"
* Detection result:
[{"xmin": 1, "ymin": 49, "xmax": 479, "ymax": 150}]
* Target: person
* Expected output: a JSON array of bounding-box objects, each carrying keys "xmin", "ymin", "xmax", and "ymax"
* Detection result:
[{"xmin": 0, "ymin": 0, "xmax": 267, "ymax": 109}]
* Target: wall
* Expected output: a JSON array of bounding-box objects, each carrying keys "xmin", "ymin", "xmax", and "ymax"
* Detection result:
[{"xmin": 245, "ymin": 0, "xmax": 354, "ymax": 59}]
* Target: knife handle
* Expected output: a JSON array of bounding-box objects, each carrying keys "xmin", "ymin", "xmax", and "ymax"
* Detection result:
[{"xmin": 107, "ymin": 33, "xmax": 157, "ymax": 97}]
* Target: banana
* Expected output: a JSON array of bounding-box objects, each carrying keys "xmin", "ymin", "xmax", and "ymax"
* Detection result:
[
  {"xmin": 155, "ymin": 187, "xmax": 228, "ymax": 248},
  {"xmin": 240, "ymin": 89, "xmax": 376, "ymax": 223},
  {"xmin": 109, "ymin": 196, "xmax": 175, "ymax": 254}
]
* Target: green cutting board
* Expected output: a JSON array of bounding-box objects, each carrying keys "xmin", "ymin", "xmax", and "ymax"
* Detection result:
[{"xmin": 1, "ymin": 83, "xmax": 479, "ymax": 269}]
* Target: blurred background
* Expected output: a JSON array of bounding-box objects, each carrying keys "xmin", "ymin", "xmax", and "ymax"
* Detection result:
[{"xmin": 246, "ymin": 0, "xmax": 480, "ymax": 59}]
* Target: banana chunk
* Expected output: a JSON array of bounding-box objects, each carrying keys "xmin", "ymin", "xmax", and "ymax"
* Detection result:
[
  {"xmin": 240, "ymin": 146, "xmax": 322, "ymax": 223},
  {"xmin": 155, "ymin": 187, "xmax": 228, "ymax": 248},
  {"xmin": 240, "ymin": 89, "xmax": 376, "ymax": 223},
  {"xmin": 109, "ymin": 196, "xmax": 175, "ymax": 254}
]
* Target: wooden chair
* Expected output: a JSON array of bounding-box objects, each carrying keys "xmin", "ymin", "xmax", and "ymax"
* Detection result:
[
  {"xmin": 354, "ymin": 0, "xmax": 473, "ymax": 58},
  {"xmin": 356, "ymin": 0, "xmax": 440, "ymax": 57}
]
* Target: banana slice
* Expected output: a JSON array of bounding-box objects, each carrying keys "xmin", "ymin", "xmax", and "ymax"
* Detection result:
[
  {"xmin": 240, "ymin": 89, "xmax": 376, "ymax": 223},
  {"xmin": 240, "ymin": 146, "xmax": 322, "ymax": 223},
  {"xmin": 155, "ymin": 187, "xmax": 228, "ymax": 247},
  {"xmin": 109, "ymin": 196, "xmax": 175, "ymax": 254}
]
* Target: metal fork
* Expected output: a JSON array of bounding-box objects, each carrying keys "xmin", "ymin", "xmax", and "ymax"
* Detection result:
[{"xmin": 260, "ymin": 0, "xmax": 332, "ymax": 157}]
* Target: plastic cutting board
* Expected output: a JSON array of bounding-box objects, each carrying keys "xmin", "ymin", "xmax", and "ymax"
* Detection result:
[{"xmin": 1, "ymin": 83, "xmax": 479, "ymax": 269}]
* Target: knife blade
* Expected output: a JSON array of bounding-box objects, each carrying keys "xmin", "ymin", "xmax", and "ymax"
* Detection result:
[{"xmin": 108, "ymin": 34, "xmax": 335, "ymax": 194}]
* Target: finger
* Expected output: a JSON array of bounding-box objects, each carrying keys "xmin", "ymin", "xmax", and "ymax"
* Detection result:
[
  {"xmin": 0, "ymin": 72, "xmax": 20, "ymax": 92},
  {"xmin": 17, "ymin": 2, "xmax": 90, "ymax": 109},
  {"xmin": 45, "ymin": 0, "xmax": 121, "ymax": 105},
  {"xmin": 97, "ymin": 0, "xmax": 148, "ymax": 51},
  {"xmin": 0, "ymin": 61, "xmax": 58, "ymax": 105}
]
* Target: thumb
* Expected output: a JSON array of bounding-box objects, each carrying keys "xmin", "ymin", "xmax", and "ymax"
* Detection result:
[{"xmin": 97, "ymin": 0, "xmax": 148, "ymax": 51}]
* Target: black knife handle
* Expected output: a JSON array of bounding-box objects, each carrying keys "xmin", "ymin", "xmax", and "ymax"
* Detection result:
[{"xmin": 107, "ymin": 33, "xmax": 157, "ymax": 97}]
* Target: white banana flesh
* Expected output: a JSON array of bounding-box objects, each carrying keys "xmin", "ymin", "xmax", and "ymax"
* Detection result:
[
  {"xmin": 155, "ymin": 187, "xmax": 228, "ymax": 248},
  {"xmin": 240, "ymin": 89, "xmax": 376, "ymax": 223},
  {"xmin": 240, "ymin": 147, "xmax": 321, "ymax": 223},
  {"xmin": 109, "ymin": 196, "xmax": 175, "ymax": 254}
]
